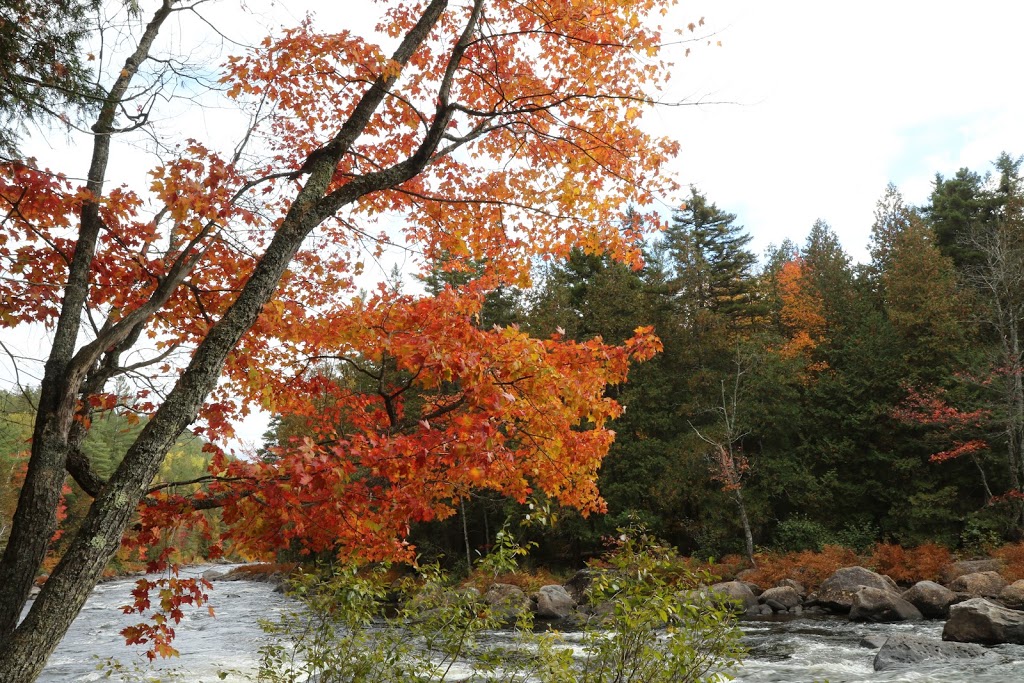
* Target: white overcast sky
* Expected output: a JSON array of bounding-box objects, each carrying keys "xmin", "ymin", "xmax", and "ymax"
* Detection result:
[
  {"xmin": 190, "ymin": 0, "xmax": 1024, "ymax": 264},
  {"xmin": 664, "ymin": 0, "xmax": 1024, "ymax": 263},
  {"xmin": 8, "ymin": 0, "xmax": 1024, "ymax": 448}
]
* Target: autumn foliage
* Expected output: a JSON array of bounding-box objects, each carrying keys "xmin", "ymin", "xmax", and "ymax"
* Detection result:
[
  {"xmin": 867, "ymin": 543, "xmax": 952, "ymax": 584},
  {"xmin": 744, "ymin": 545, "xmax": 859, "ymax": 591},
  {"xmin": 775, "ymin": 257, "xmax": 827, "ymax": 365},
  {"xmin": 0, "ymin": 1, "xmax": 689, "ymax": 675}
]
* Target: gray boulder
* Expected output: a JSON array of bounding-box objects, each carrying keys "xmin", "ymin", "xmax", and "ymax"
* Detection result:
[
  {"xmin": 949, "ymin": 571, "xmax": 1008, "ymax": 598},
  {"xmin": 710, "ymin": 580, "xmax": 758, "ymax": 611},
  {"xmin": 534, "ymin": 584, "xmax": 575, "ymax": 619},
  {"xmin": 483, "ymin": 583, "xmax": 532, "ymax": 623},
  {"xmin": 873, "ymin": 634, "xmax": 1001, "ymax": 671},
  {"xmin": 759, "ymin": 585, "xmax": 801, "ymax": 611},
  {"xmin": 941, "ymin": 559, "xmax": 1002, "ymax": 585},
  {"xmin": 775, "ymin": 578, "xmax": 806, "ymax": 597},
  {"xmin": 741, "ymin": 581, "xmax": 763, "ymax": 596},
  {"xmin": 998, "ymin": 579, "xmax": 1024, "ymax": 610},
  {"xmin": 859, "ymin": 634, "xmax": 888, "ymax": 649},
  {"xmin": 563, "ymin": 568, "xmax": 603, "ymax": 604},
  {"xmin": 811, "ymin": 566, "xmax": 899, "ymax": 613},
  {"xmin": 849, "ymin": 587, "xmax": 922, "ymax": 622},
  {"xmin": 902, "ymin": 580, "xmax": 957, "ymax": 619},
  {"xmin": 202, "ymin": 568, "xmax": 227, "ymax": 581},
  {"xmin": 943, "ymin": 597, "xmax": 1024, "ymax": 644}
]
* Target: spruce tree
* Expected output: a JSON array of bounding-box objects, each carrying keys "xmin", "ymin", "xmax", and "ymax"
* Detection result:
[{"xmin": 663, "ymin": 187, "xmax": 758, "ymax": 327}]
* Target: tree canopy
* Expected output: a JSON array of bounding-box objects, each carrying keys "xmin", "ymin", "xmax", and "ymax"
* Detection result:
[{"xmin": 0, "ymin": 1, "xmax": 687, "ymax": 679}]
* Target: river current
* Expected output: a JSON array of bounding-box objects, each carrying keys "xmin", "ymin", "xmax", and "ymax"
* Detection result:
[{"xmin": 31, "ymin": 568, "xmax": 1024, "ymax": 682}]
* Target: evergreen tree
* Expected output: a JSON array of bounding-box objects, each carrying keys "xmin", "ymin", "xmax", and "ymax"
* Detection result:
[
  {"xmin": 869, "ymin": 182, "xmax": 914, "ymax": 280},
  {"xmin": 664, "ymin": 187, "xmax": 759, "ymax": 328},
  {"xmin": 924, "ymin": 167, "xmax": 989, "ymax": 269},
  {"xmin": 0, "ymin": 0, "xmax": 106, "ymax": 158},
  {"xmin": 882, "ymin": 215, "xmax": 965, "ymax": 380}
]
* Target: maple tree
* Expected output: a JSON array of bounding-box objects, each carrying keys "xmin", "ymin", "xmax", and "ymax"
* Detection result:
[
  {"xmin": 0, "ymin": 0, "xmax": 687, "ymax": 679},
  {"xmin": 774, "ymin": 256, "xmax": 826, "ymax": 369}
]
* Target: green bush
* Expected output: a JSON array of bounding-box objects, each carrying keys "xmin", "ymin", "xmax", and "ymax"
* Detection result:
[
  {"xmin": 256, "ymin": 531, "xmax": 744, "ymax": 682},
  {"xmin": 772, "ymin": 516, "xmax": 831, "ymax": 552}
]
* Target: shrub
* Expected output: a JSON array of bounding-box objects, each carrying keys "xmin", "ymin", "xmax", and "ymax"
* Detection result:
[
  {"xmin": 772, "ymin": 516, "xmax": 832, "ymax": 553},
  {"xmin": 257, "ymin": 532, "xmax": 745, "ymax": 683},
  {"xmin": 994, "ymin": 543, "xmax": 1024, "ymax": 582},
  {"xmin": 868, "ymin": 543, "xmax": 950, "ymax": 584},
  {"xmin": 746, "ymin": 545, "xmax": 859, "ymax": 591}
]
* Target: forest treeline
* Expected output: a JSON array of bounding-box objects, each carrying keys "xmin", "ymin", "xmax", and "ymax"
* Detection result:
[
  {"xmin": 0, "ymin": 391, "xmax": 222, "ymax": 570},
  {"xmin": 4, "ymin": 152, "xmax": 1024, "ymax": 572},
  {"xmin": 264, "ymin": 150, "xmax": 1024, "ymax": 567}
]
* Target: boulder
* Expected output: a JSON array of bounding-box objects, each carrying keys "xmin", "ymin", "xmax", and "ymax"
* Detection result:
[
  {"xmin": 202, "ymin": 568, "xmax": 227, "ymax": 581},
  {"xmin": 940, "ymin": 559, "xmax": 1002, "ymax": 585},
  {"xmin": 943, "ymin": 597, "xmax": 1024, "ymax": 644},
  {"xmin": 534, "ymin": 585, "xmax": 575, "ymax": 620},
  {"xmin": 949, "ymin": 571, "xmax": 1008, "ymax": 598},
  {"xmin": 873, "ymin": 634, "xmax": 1001, "ymax": 672},
  {"xmin": 859, "ymin": 634, "xmax": 888, "ymax": 649},
  {"xmin": 811, "ymin": 566, "xmax": 899, "ymax": 613},
  {"xmin": 775, "ymin": 578, "xmax": 806, "ymax": 597},
  {"xmin": 849, "ymin": 587, "xmax": 922, "ymax": 622},
  {"xmin": 759, "ymin": 585, "xmax": 801, "ymax": 611},
  {"xmin": 901, "ymin": 580, "xmax": 957, "ymax": 619},
  {"xmin": 563, "ymin": 568, "xmax": 603, "ymax": 604},
  {"xmin": 710, "ymin": 580, "xmax": 758, "ymax": 611},
  {"xmin": 998, "ymin": 579, "xmax": 1024, "ymax": 610},
  {"xmin": 741, "ymin": 581, "xmax": 763, "ymax": 597},
  {"xmin": 483, "ymin": 583, "xmax": 532, "ymax": 623}
]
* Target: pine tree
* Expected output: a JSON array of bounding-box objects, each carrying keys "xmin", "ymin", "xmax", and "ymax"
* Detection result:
[
  {"xmin": 0, "ymin": 0, "xmax": 106, "ymax": 158},
  {"xmin": 663, "ymin": 187, "xmax": 759, "ymax": 329}
]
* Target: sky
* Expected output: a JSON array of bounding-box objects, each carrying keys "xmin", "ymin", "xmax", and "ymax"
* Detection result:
[
  {"xmin": 7, "ymin": 0, "xmax": 1024, "ymax": 448},
  {"xmin": 660, "ymin": 0, "xmax": 1024, "ymax": 262},
  {"xmin": 188, "ymin": 0, "xmax": 1024, "ymax": 264}
]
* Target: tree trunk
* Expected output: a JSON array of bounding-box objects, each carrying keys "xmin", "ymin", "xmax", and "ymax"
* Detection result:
[
  {"xmin": 0, "ymin": 1, "xmax": 176, "ymax": 640},
  {"xmin": 734, "ymin": 487, "xmax": 755, "ymax": 566},
  {"xmin": 0, "ymin": 2, "xmax": 452, "ymax": 677}
]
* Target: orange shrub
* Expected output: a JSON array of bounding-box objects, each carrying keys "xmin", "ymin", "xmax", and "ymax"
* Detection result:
[
  {"xmin": 744, "ymin": 545, "xmax": 858, "ymax": 591},
  {"xmin": 463, "ymin": 567, "xmax": 568, "ymax": 594},
  {"xmin": 868, "ymin": 543, "xmax": 950, "ymax": 584},
  {"xmin": 698, "ymin": 554, "xmax": 749, "ymax": 582},
  {"xmin": 994, "ymin": 543, "xmax": 1024, "ymax": 582}
]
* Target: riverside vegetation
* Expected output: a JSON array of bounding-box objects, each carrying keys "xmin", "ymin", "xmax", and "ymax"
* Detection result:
[
  {"xmin": 255, "ymin": 531, "xmax": 744, "ymax": 683},
  {"xmin": 4, "ymin": 0, "xmax": 1024, "ymax": 680}
]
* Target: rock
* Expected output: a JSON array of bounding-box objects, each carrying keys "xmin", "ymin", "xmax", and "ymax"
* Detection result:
[
  {"xmin": 941, "ymin": 559, "xmax": 1002, "ymax": 585},
  {"xmin": 849, "ymin": 587, "xmax": 922, "ymax": 622},
  {"xmin": 757, "ymin": 604, "xmax": 773, "ymax": 615},
  {"xmin": 999, "ymin": 580, "xmax": 1024, "ymax": 610},
  {"xmin": 943, "ymin": 597, "xmax": 1024, "ymax": 644},
  {"xmin": 710, "ymin": 580, "xmax": 758, "ymax": 611},
  {"xmin": 563, "ymin": 568, "xmax": 603, "ymax": 604},
  {"xmin": 902, "ymin": 580, "xmax": 958, "ymax": 619},
  {"xmin": 202, "ymin": 568, "xmax": 227, "ymax": 581},
  {"xmin": 873, "ymin": 634, "xmax": 1001, "ymax": 671},
  {"xmin": 949, "ymin": 571, "xmax": 1008, "ymax": 598},
  {"xmin": 759, "ymin": 585, "xmax": 801, "ymax": 610},
  {"xmin": 765, "ymin": 599, "xmax": 786, "ymax": 612},
  {"xmin": 741, "ymin": 581, "xmax": 763, "ymax": 597},
  {"xmin": 534, "ymin": 585, "xmax": 575, "ymax": 619},
  {"xmin": 776, "ymin": 578, "xmax": 806, "ymax": 597},
  {"xmin": 789, "ymin": 605, "xmax": 802, "ymax": 615},
  {"xmin": 483, "ymin": 583, "xmax": 532, "ymax": 623},
  {"xmin": 812, "ymin": 567, "xmax": 899, "ymax": 613},
  {"xmin": 860, "ymin": 634, "xmax": 888, "ymax": 649}
]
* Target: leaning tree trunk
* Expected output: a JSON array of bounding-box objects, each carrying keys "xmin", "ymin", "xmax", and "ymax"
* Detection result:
[
  {"xmin": 0, "ymin": 1, "xmax": 177, "ymax": 641},
  {"xmin": 0, "ymin": 1, "xmax": 453, "ymax": 678}
]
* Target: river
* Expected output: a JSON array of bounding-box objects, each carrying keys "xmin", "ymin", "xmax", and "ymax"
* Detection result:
[{"xmin": 31, "ymin": 569, "xmax": 1024, "ymax": 682}]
